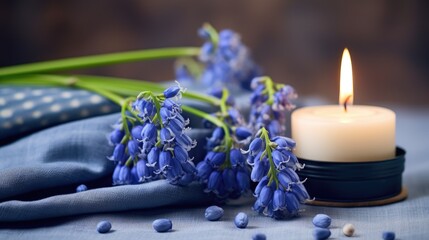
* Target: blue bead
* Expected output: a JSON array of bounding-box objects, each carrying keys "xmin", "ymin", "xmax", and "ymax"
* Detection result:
[
  {"xmin": 252, "ymin": 233, "xmax": 267, "ymax": 240},
  {"xmin": 312, "ymin": 227, "xmax": 331, "ymax": 240},
  {"xmin": 205, "ymin": 206, "xmax": 224, "ymax": 221},
  {"xmin": 234, "ymin": 212, "xmax": 249, "ymax": 228},
  {"xmin": 152, "ymin": 219, "xmax": 172, "ymax": 232},
  {"xmin": 96, "ymin": 220, "xmax": 112, "ymax": 233},
  {"xmin": 382, "ymin": 231, "xmax": 396, "ymax": 240},
  {"xmin": 312, "ymin": 214, "xmax": 332, "ymax": 228},
  {"xmin": 76, "ymin": 184, "xmax": 88, "ymax": 192}
]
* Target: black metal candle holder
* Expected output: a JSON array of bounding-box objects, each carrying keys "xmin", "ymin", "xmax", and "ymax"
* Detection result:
[{"xmin": 297, "ymin": 147, "xmax": 407, "ymax": 207}]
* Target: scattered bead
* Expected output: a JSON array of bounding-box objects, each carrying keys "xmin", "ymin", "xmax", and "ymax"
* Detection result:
[
  {"xmin": 252, "ymin": 232, "xmax": 267, "ymax": 240},
  {"xmin": 96, "ymin": 220, "xmax": 112, "ymax": 233},
  {"xmin": 342, "ymin": 223, "xmax": 355, "ymax": 237},
  {"xmin": 152, "ymin": 219, "xmax": 173, "ymax": 232},
  {"xmin": 312, "ymin": 227, "xmax": 331, "ymax": 240},
  {"xmin": 234, "ymin": 212, "xmax": 249, "ymax": 228},
  {"xmin": 382, "ymin": 231, "xmax": 395, "ymax": 240},
  {"xmin": 312, "ymin": 214, "xmax": 331, "ymax": 228},
  {"xmin": 205, "ymin": 205, "xmax": 224, "ymax": 221},
  {"xmin": 76, "ymin": 184, "xmax": 88, "ymax": 192}
]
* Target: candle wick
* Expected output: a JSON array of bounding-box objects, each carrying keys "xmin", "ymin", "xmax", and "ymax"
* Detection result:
[{"xmin": 343, "ymin": 95, "xmax": 352, "ymax": 112}]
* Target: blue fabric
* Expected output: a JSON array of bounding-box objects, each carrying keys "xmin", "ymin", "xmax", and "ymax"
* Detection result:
[
  {"xmin": 1, "ymin": 86, "xmax": 429, "ymax": 239},
  {"xmin": 0, "ymin": 86, "xmax": 120, "ymax": 143}
]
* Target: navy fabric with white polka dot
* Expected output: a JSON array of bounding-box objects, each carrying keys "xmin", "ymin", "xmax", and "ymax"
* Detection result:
[{"xmin": 0, "ymin": 86, "xmax": 119, "ymax": 143}]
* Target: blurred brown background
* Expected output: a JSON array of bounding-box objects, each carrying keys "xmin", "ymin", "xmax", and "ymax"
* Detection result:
[{"xmin": 1, "ymin": 0, "xmax": 428, "ymax": 106}]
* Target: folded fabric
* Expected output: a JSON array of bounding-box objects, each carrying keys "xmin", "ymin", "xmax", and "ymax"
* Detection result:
[
  {"xmin": 0, "ymin": 86, "xmax": 221, "ymax": 222},
  {"xmin": 0, "ymin": 112, "xmax": 215, "ymax": 221}
]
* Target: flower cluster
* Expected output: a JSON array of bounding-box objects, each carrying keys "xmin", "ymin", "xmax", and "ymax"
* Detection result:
[
  {"xmin": 249, "ymin": 76, "xmax": 297, "ymax": 137},
  {"xmin": 176, "ymin": 24, "xmax": 261, "ymax": 90},
  {"xmin": 196, "ymin": 89, "xmax": 252, "ymax": 199},
  {"xmin": 108, "ymin": 84, "xmax": 197, "ymax": 186},
  {"xmin": 244, "ymin": 127, "xmax": 309, "ymax": 219}
]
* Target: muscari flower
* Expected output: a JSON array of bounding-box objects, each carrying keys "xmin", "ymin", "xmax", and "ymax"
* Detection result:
[
  {"xmin": 197, "ymin": 90, "xmax": 252, "ymax": 200},
  {"xmin": 244, "ymin": 129, "xmax": 309, "ymax": 219},
  {"xmin": 249, "ymin": 77, "xmax": 297, "ymax": 137},
  {"xmin": 176, "ymin": 24, "xmax": 261, "ymax": 90},
  {"xmin": 108, "ymin": 84, "xmax": 197, "ymax": 186}
]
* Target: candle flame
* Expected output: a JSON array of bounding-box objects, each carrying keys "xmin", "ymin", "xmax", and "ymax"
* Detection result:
[{"xmin": 339, "ymin": 48, "xmax": 353, "ymax": 110}]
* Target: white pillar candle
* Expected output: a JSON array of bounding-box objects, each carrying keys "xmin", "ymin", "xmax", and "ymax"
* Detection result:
[
  {"xmin": 291, "ymin": 105, "xmax": 395, "ymax": 162},
  {"xmin": 291, "ymin": 49, "xmax": 396, "ymax": 162}
]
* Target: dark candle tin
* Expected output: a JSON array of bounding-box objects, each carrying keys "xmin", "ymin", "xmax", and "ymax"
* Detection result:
[{"xmin": 297, "ymin": 147, "xmax": 406, "ymax": 206}]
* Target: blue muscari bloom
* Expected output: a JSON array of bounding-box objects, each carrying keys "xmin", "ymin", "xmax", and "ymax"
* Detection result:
[
  {"xmin": 160, "ymin": 128, "xmax": 174, "ymax": 144},
  {"xmin": 147, "ymin": 147, "xmax": 160, "ymax": 167},
  {"xmin": 249, "ymin": 78, "xmax": 297, "ymax": 137},
  {"xmin": 130, "ymin": 165, "xmax": 139, "ymax": 183},
  {"xmin": 222, "ymin": 168, "xmax": 236, "ymax": 192},
  {"xmin": 206, "ymin": 127, "xmax": 224, "ymax": 147},
  {"xmin": 207, "ymin": 151, "xmax": 226, "ymax": 167},
  {"xmin": 109, "ymin": 129, "xmax": 124, "ymax": 145},
  {"xmin": 141, "ymin": 123, "xmax": 157, "ymax": 143},
  {"xmin": 118, "ymin": 165, "xmax": 132, "ymax": 185},
  {"xmin": 166, "ymin": 118, "xmax": 185, "ymax": 136},
  {"xmin": 235, "ymin": 126, "xmax": 252, "ymax": 140},
  {"xmin": 163, "ymin": 85, "xmax": 181, "ymax": 98},
  {"xmin": 162, "ymin": 98, "xmax": 181, "ymax": 112},
  {"xmin": 178, "ymin": 26, "xmax": 261, "ymax": 90},
  {"xmin": 108, "ymin": 143, "xmax": 126, "ymax": 162},
  {"xmin": 206, "ymin": 171, "xmax": 222, "ymax": 194},
  {"xmin": 235, "ymin": 166, "xmax": 250, "ymax": 193},
  {"xmin": 248, "ymin": 138, "xmax": 263, "ymax": 156},
  {"xmin": 135, "ymin": 99, "xmax": 156, "ymax": 120},
  {"xmin": 230, "ymin": 148, "xmax": 245, "ymax": 167},
  {"xmin": 159, "ymin": 151, "xmax": 171, "ymax": 171},
  {"xmin": 253, "ymin": 176, "xmax": 269, "ymax": 197},
  {"xmin": 175, "ymin": 132, "xmax": 197, "ymax": 151},
  {"xmin": 131, "ymin": 125, "xmax": 143, "ymax": 140},
  {"xmin": 174, "ymin": 145, "xmax": 188, "ymax": 163},
  {"xmin": 127, "ymin": 139, "xmax": 139, "ymax": 157},
  {"xmin": 196, "ymin": 161, "xmax": 213, "ymax": 182},
  {"xmin": 112, "ymin": 164, "xmax": 122, "ymax": 185},
  {"xmin": 251, "ymin": 156, "xmax": 269, "ymax": 182}
]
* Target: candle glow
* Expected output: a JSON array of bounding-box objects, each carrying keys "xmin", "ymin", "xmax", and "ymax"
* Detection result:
[{"xmin": 339, "ymin": 48, "xmax": 354, "ymax": 109}]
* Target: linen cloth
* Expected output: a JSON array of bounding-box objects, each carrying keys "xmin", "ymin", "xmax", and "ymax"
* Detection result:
[{"xmin": 0, "ymin": 86, "xmax": 428, "ymax": 239}]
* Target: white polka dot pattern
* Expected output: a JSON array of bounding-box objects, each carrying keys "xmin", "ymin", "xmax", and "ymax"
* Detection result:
[{"xmin": 0, "ymin": 86, "xmax": 119, "ymax": 142}]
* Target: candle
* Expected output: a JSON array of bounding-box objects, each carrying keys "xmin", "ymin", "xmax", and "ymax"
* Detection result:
[{"xmin": 291, "ymin": 49, "xmax": 396, "ymax": 162}]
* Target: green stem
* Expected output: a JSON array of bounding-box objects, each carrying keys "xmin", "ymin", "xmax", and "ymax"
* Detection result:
[
  {"xmin": 259, "ymin": 76, "xmax": 276, "ymax": 105},
  {"xmin": 0, "ymin": 74, "xmax": 220, "ymax": 106},
  {"xmin": 150, "ymin": 92, "xmax": 164, "ymax": 128},
  {"xmin": 0, "ymin": 47, "xmax": 200, "ymax": 77},
  {"xmin": 260, "ymin": 127, "xmax": 279, "ymax": 188}
]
